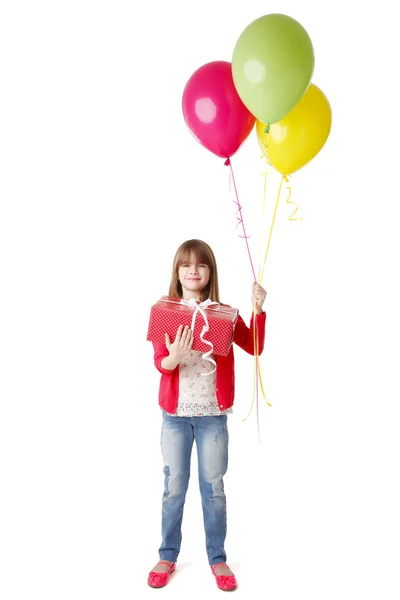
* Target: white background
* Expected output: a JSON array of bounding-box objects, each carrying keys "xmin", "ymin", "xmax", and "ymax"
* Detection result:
[{"xmin": 1, "ymin": 1, "xmax": 399, "ymax": 598}]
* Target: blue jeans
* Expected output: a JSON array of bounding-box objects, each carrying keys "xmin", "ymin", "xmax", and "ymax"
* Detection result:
[{"xmin": 159, "ymin": 411, "xmax": 229, "ymax": 566}]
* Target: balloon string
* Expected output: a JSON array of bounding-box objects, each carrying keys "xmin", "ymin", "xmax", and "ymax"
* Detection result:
[
  {"xmin": 227, "ymin": 162, "xmax": 251, "ymax": 241},
  {"xmin": 284, "ymin": 175, "xmax": 302, "ymax": 221},
  {"xmin": 245, "ymin": 170, "xmax": 300, "ymax": 426},
  {"xmin": 257, "ymin": 358, "xmax": 271, "ymax": 407},
  {"xmin": 225, "ymin": 158, "xmax": 257, "ymax": 282},
  {"xmin": 252, "ymin": 174, "xmax": 298, "ymax": 423},
  {"xmin": 242, "ymin": 307, "xmax": 271, "ymax": 436},
  {"xmin": 259, "ymin": 173, "xmax": 284, "ymax": 284},
  {"xmin": 224, "ymin": 157, "xmax": 268, "ymax": 433},
  {"xmin": 258, "ymin": 155, "xmax": 270, "ymax": 282},
  {"xmin": 242, "ymin": 307, "xmax": 258, "ymax": 424},
  {"xmin": 254, "ymin": 311, "xmax": 261, "ymax": 443},
  {"xmin": 243, "ymin": 162, "xmax": 272, "ymax": 429},
  {"xmin": 257, "ymin": 159, "xmax": 272, "ymax": 409}
]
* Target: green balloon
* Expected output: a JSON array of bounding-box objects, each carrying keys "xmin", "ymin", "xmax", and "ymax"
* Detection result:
[{"xmin": 232, "ymin": 14, "xmax": 315, "ymax": 124}]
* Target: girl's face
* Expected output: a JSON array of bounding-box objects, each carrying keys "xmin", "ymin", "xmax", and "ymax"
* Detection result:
[{"xmin": 178, "ymin": 259, "xmax": 210, "ymax": 300}]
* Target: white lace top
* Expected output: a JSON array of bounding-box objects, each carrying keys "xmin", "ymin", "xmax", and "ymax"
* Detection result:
[{"xmin": 169, "ymin": 350, "xmax": 232, "ymax": 417}]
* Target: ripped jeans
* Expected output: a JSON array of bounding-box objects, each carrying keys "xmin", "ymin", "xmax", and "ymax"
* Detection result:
[{"xmin": 159, "ymin": 411, "xmax": 229, "ymax": 566}]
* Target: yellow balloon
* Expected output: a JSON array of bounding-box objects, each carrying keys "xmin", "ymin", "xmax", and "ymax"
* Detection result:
[{"xmin": 256, "ymin": 83, "xmax": 332, "ymax": 175}]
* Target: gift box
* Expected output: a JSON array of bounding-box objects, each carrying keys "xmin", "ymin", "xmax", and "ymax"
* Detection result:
[{"xmin": 146, "ymin": 296, "xmax": 239, "ymax": 356}]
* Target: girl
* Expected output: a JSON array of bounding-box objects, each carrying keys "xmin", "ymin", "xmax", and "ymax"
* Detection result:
[{"xmin": 148, "ymin": 239, "xmax": 267, "ymax": 591}]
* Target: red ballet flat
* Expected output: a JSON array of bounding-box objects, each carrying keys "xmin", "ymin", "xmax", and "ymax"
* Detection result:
[
  {"xmin": 147, "ymin": 561, "xmax": 176, "ymax": 588},
  {"xmin": 211, "ymin": 563, "xmax": 237, "ymax": 591}
]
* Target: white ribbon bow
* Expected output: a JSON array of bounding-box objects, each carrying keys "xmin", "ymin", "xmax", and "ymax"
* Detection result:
[{"xmin": 180, "ymin": 298, "xmax": 219, "ymax": 375}]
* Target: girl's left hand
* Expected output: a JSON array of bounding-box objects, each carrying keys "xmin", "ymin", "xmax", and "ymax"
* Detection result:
[{"xmin": 252, "ymin": 282, "xmax": 267, "ymax": 314}]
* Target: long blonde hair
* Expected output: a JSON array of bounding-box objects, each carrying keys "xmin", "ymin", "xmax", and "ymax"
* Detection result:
[{"xmin": 168, "ymin": 239, "xmax": 221, "ymax": 303}]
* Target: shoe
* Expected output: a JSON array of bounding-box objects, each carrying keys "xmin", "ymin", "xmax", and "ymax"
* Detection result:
[
  {"xmin": 148, "ymin": 561, "xmax": 176, "ymax": 588},
  {"xmin": 211, "ymin": 563, "xmax": 237, "ymax": 591}
]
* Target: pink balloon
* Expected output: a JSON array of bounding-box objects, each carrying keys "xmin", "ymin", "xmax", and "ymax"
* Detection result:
[{"xmin": 182, "ymin": 61, "xmax": 255, "ymax": 159}]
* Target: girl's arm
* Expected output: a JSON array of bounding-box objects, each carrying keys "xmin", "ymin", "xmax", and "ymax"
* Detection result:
[
  {"xmin": 232, "ymin": 282, "xmax": 267, "ymax": 355},
  {"xmin": 233, "ymin": 312, "xmax": 266, "ymax": 355}
]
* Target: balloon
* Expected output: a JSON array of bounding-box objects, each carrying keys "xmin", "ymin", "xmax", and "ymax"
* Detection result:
[
  {"xmin": 182, "ymin": 61, "xmax": 255, "ymax": 159},
  {"xmin": 232, "ymin": 13, "xmax": 314, "ymax": 124},
  {"xmin": 256, "ymin": 83, "xmax": 332, "ymax": 175}
]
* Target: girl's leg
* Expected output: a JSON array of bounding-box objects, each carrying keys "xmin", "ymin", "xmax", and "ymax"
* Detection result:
[
  {"xmin": 194, "ymin": 415, "xmax": 229, "ymax": 566},
  {"xmin": 158, "ymin": 412, "xmax": 194, "ymax": 563}
]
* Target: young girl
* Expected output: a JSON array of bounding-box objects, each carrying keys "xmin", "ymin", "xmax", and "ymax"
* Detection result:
[{"xmin": 148, "ymin": 239, "xmax": 267, "ymax": 591}]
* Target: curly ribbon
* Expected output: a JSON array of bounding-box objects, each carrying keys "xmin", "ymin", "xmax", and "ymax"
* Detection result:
[
  {"xmin": 283, "ymin": 175, "xmax": 302, "ymax": 221},
  {"xmin": 180, "ymin": 298, "xmax": 220, "ymax": 375}
]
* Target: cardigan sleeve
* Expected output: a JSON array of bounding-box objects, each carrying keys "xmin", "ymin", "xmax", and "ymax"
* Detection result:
[
  {"xmin": 152, "ymin": 342, "xmax": 178, "ymax": 375},
  {"xmin": 233, "ymin": 311, "xmax": 266, "ymax": 355}
]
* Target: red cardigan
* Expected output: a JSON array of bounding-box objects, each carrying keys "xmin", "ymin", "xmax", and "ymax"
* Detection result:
[{"xmin": 153, "ymin": 311, "xmax": 266, "ymax": 414}]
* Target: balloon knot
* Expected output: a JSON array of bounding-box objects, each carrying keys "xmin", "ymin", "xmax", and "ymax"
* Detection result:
[
  {"xmin": 264, "ymin": 124, "xmax": 270, "ymax": 134},
  {"xmin": 224, "ymin": 158, "xmax": 231, "ymax": 166}
]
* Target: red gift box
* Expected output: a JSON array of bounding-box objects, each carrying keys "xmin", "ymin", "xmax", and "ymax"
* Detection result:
[{"xmin": 146, "ymin": 296, "xmax": 239, "ymax": 356}]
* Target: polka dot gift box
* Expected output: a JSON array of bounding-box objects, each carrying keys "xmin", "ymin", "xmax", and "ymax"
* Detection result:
[{"xmin": 147, "ymin": 296, "xmax": 239, "ymax": 357}]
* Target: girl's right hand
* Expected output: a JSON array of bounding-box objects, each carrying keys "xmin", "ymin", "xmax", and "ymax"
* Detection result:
[{"xmin": 165, "ymin": 325, "xmax": 193, "ymax": 363}]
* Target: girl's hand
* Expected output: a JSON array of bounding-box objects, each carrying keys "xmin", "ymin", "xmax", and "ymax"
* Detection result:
[
  {"xmin": 252, "ymin": 282, "xmax": 267, "ymax": 315},
  {"xmin": 165, "ymin": 325, "xmax": 193, "ymax": 363}
]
